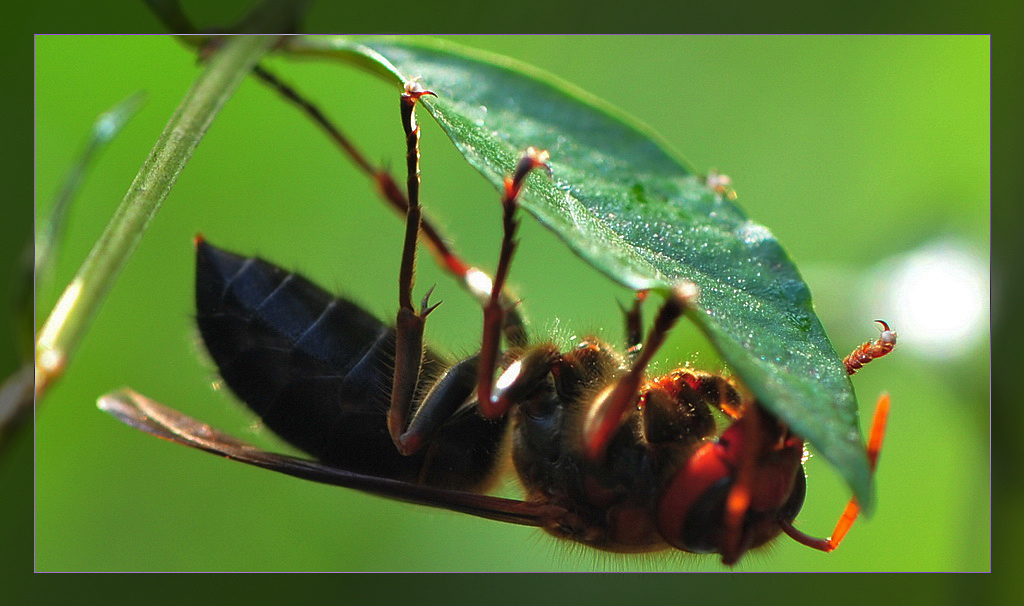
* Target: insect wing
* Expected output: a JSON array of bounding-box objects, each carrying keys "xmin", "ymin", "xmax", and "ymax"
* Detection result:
[{"xmin": 98, "ymin": 388, "xmax": 563, "ymax": 528}]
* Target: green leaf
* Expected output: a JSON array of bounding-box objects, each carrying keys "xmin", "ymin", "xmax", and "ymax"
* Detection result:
[{"xmin": 288, "ymin": 36, "xmax": 873, "ymax": 511}]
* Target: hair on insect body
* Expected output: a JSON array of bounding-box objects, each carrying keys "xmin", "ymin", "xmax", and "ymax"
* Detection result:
[{"xmin": 102, "ymin": 59, "xmax": 896, "ymax": 567}]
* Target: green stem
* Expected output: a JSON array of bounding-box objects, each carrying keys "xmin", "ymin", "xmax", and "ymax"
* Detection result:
[{"xmin": 35, "ymin": 35, "xmax": 278, "ymax": 397}]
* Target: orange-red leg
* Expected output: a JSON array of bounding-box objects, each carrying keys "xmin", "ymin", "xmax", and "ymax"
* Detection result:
[
  {"xmin": 720, "ymin": 404, "xmax": 763, "ymax": 565},
  {"xmin": 581, "ymin": 284, "xmax": 696, "ymax": 461},
  {"xmin": 476, "ymin": 149, "xmax": 551, "ymax": 418},
  {"xmin": 844, "ymin": 321, "xmax": 897, "ymax": 375},
  {"xmin": 621, "ymin": 290, "xmax": 648, "ymax": 361},
  {"xmin": 780, "ymin": 393, "xmax": 891, "ymax": 551}
]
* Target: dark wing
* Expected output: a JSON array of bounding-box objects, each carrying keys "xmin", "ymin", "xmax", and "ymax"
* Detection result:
[
  {"xmin": 194, "ymin": 239, "xmax": 507, "ymax": 489},
  {"xmin": 98, "ymin": 388, "xmax": 564, "ymax": 528}
]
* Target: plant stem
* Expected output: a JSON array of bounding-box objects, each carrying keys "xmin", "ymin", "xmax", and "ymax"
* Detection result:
[{"xmin": 34, "ymin": 35, "xmax": 278, "ymax": 398}]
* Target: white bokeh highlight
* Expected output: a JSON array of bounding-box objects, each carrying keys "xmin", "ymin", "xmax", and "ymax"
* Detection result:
[{"xmin": 865, "ymin": 239, "xmax": 988, "ymax": 360}]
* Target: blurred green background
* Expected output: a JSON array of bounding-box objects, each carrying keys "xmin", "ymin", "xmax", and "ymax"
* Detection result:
[{"xmin": 34, "ymin": 35, "xmax": 988, "ymax": 572}]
